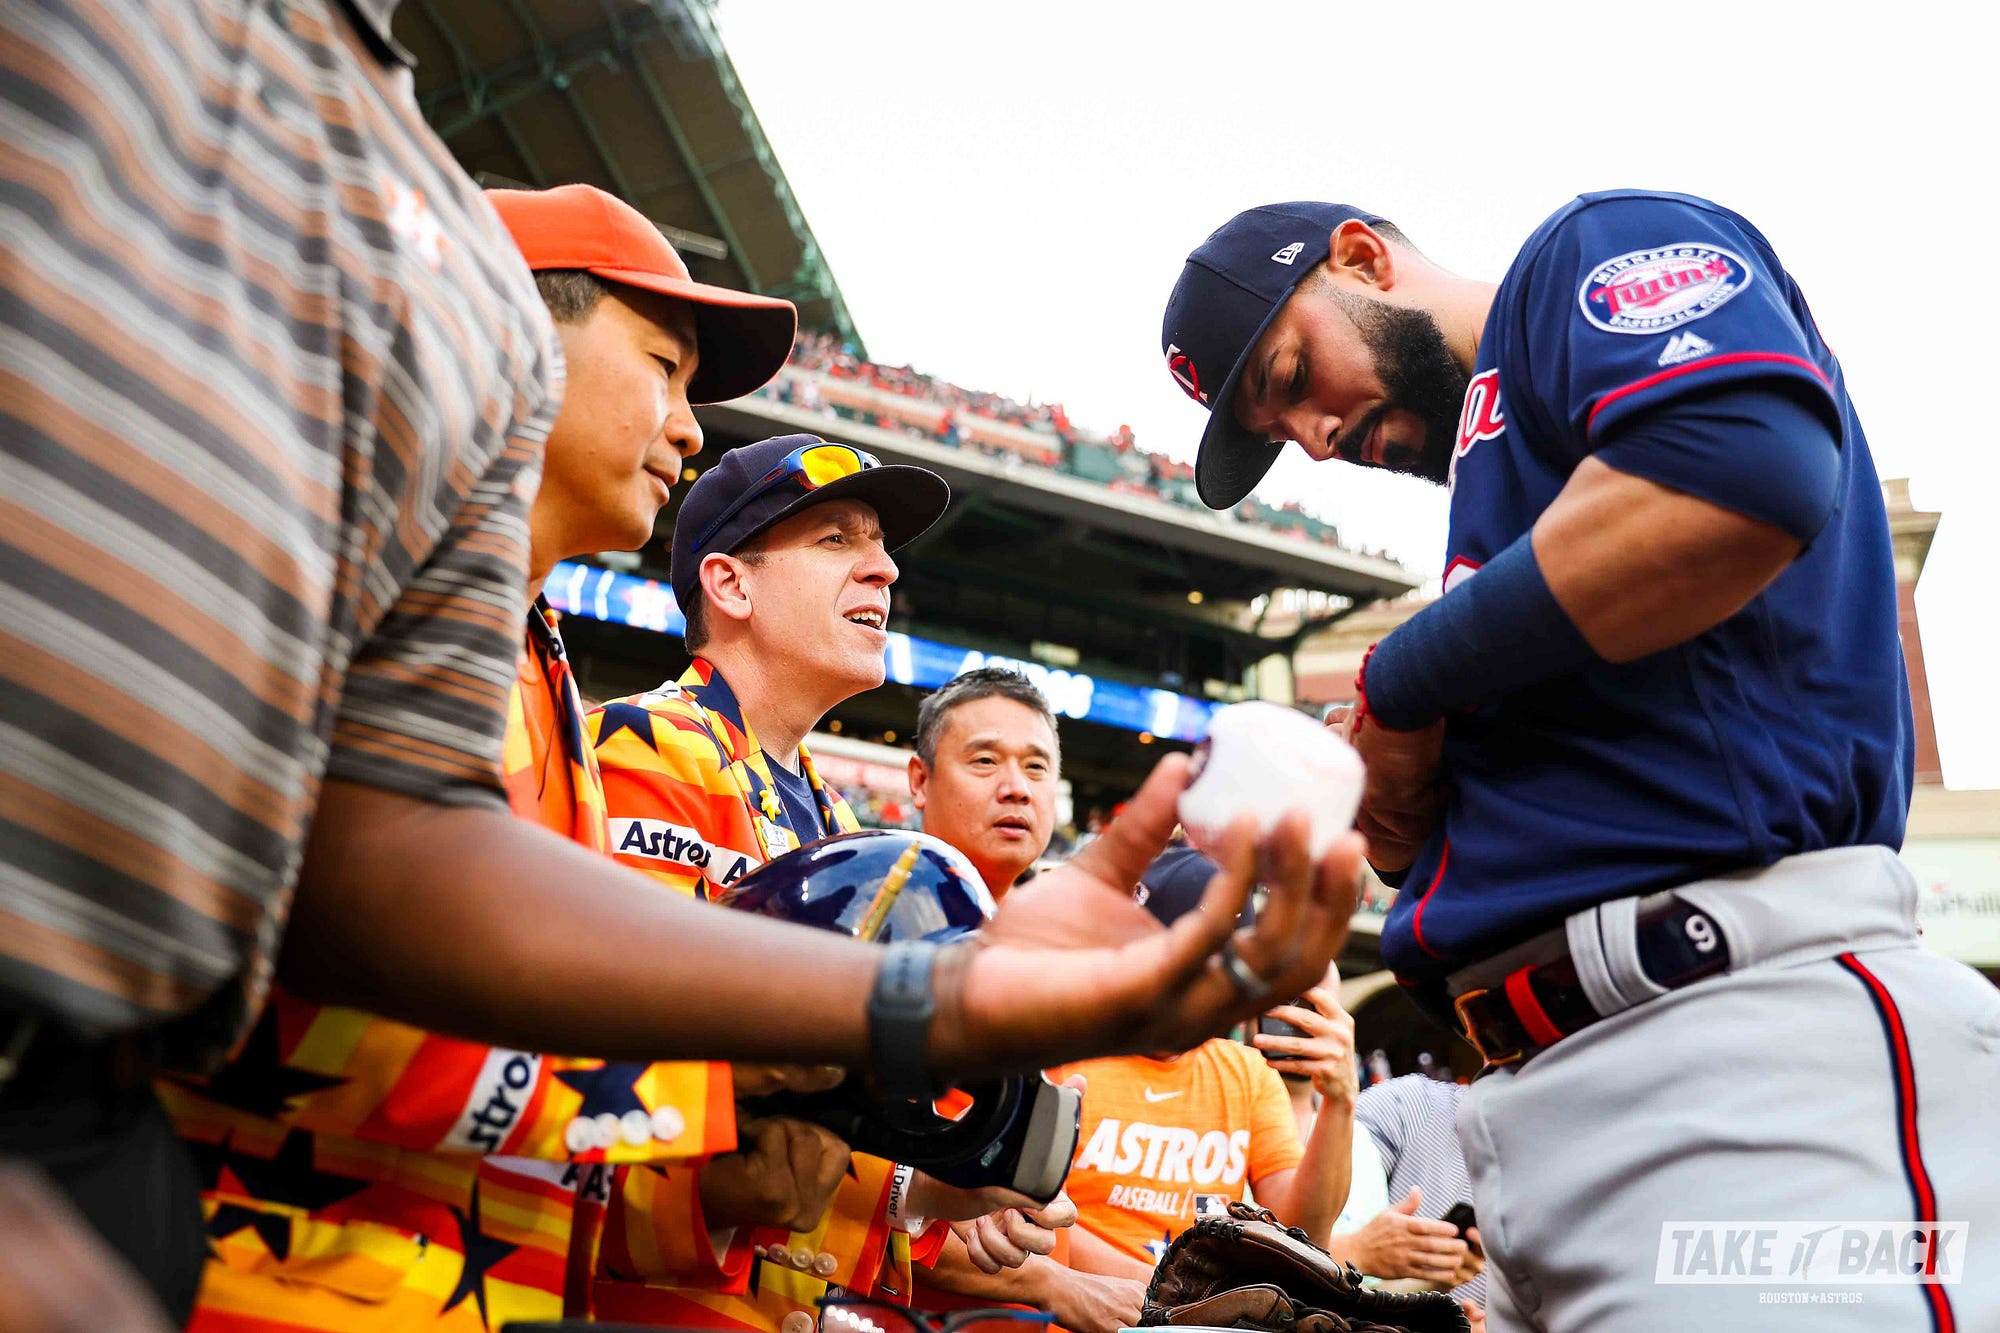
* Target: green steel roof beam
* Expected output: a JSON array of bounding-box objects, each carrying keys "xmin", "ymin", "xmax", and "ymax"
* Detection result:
[
  {"xmin": 915, "ymin": 556, "xmax": 1294, "ymax": 658},
  {"xmin": 413, "ymin": 0, "xmax": 548, "ymax": 184},
  {"xmin": 591, "ymin": 0, "xmax": 762, "ymax": 292},
  {"xmin": 422, "ymin": 11, "xmax": 675, "ymax": 136},
  {"xmin": 676, "ymin": 0, "xmax": 863, "ymax": 352},
  {"xmin": 414, "ymin": 2, "xmax": 862, "ymax": 350}
]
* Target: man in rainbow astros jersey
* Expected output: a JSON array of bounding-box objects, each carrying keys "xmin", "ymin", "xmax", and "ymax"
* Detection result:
[
  {"xmin": 586, "ymin": 434, "xmax": 1065, "ymax": 1329},
  {"xmin": 159, "ymin": 183, "xmax": 803, "ymax": 1332}
]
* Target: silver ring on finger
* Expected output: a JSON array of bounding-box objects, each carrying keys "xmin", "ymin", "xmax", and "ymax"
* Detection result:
[{"xmin": 1218, "ymin": 938, "xmax": 1275, "ymax": 1002}]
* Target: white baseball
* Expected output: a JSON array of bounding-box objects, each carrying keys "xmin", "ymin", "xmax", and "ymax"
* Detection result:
[{"xmin": 1176, "ymin": 701, "xmax": 1365, "ymax": 860}]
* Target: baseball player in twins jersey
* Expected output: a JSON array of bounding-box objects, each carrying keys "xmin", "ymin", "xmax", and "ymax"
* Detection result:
[{"xmin": 1162, "ymin": 192, "xmax": 1999, "ymax": 1331}]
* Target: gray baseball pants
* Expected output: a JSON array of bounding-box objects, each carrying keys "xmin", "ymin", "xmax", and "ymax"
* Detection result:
[{"xmin": 1453, "ymin": 846, "xmax": 2000, "ymax": 1331}]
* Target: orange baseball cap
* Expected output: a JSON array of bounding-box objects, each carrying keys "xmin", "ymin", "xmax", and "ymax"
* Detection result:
[{"xmin": 488, "ymin": 183, "xmax": 798, "ymax": 405}]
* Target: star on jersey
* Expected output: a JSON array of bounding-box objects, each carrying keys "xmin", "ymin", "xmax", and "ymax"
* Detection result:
[
  {"xmin": 441, "ymin": 1180, "xmax": 521, "ymax": 1328},
  {"xmin": 186, "ymin": 1127, "xmax": 371, "ymax": 1215},
  {"xmin": 206, "ymin": 1202, "xmax": 294, "ymax": 1260},
  {"xmin": 593, "ymin": 700, "xmax": 660, "ymax": 752},
  {"xmin": 196, "ymin": 1007, "xmax": 348, "ymax": 1120},
  {"xmin": 554, "ymin": 1062, "xmax": 650, "ymax": 1120}
]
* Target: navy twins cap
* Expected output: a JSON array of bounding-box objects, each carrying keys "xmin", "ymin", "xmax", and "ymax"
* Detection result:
[
  {"xmin": 1161, "ymin": 202, "xmax": 1386, "ymax": 509},
  {"xmin": 670, "ymin": 434, "xmax": 949, "ymax": 612}
]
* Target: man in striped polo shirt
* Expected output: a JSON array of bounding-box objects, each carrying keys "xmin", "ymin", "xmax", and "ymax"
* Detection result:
[
  {"xmin": 0, "ymin": 0, "xmax": 563, "ymax": 1317},
  {"xmin": 0, "ymin": 2, "xmax": 1365, "ymax": 1322}
]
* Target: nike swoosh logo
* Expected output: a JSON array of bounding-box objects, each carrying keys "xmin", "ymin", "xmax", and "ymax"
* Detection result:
[{"xmin": 1143, "ymin": 1089, "xmax": 1184, "ymax": 1103}]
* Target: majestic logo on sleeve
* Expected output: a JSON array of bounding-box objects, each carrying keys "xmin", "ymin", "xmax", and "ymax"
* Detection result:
[
  {"xmin": 1578, "ymin": 244, "xmax": 1751, "ymax": 334},
  {"xmin": 1657, "ymin": 331, "xmax": 1714, "ymax": 366}
]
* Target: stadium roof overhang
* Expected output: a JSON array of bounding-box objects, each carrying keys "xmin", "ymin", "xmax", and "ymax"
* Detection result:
[
  {"xmin": 402, "ymin": 0, "xmax": 1422, "ymax": 701},
  {"xmin": 396, "ymin": 0, "xmax": 864, "ymax": 351},
  {"xmin": 701, "ymin": 398, "xmax": 1423, "ymax": 607}
]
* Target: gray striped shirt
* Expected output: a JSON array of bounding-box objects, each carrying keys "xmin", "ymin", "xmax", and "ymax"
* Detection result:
[
  {"xmin": 0, "ymin": 0, "xmax": 561, "ymax": 1065},
  {"xmin": 1355, "ymin": 1074, "xmax": 1486, "ymax": 1307}
]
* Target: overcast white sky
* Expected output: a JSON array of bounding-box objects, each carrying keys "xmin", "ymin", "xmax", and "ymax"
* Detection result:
[{"xmin": 712, "ymin": 0, "xmax": 2000, "ymax": 789}]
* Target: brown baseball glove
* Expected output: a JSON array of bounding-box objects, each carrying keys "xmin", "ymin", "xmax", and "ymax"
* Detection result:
[{"xmin": 1140, "ymin": 1202, "xmax": 1468, "ymax": 1333}]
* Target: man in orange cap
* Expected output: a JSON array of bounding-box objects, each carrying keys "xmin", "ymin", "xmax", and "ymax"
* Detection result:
[
  {"xmin": 164, "ymin": 184, "xmax": 825, "ymax": 1333},
  {"xmin": 493, "ymin": 184, "xmax": 874, "ymax": 1324}
]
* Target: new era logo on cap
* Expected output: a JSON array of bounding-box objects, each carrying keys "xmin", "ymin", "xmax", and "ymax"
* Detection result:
[{"xmin": 1271, "ymin": 241, "xmax": 1304, "ymax": 265}]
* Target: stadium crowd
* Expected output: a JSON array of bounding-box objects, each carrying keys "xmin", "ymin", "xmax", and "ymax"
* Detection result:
[{"xmin": 761, "ymin": 332, "xmax": 1386, "ymax": 557}]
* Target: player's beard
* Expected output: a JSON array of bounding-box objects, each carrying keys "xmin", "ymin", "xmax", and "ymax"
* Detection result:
[{"xmin": 1328, "ymin": 288, "xmax": 1466, "ymax": 486}]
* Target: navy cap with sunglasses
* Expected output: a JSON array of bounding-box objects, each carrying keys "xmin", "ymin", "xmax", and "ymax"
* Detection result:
[
  {"xmin": 670, "ymin": 433, "xmax": 951, "ymax": 612},
  {"xmin": 1161, "ymin": 201, "xmax": 1387, "ymax": 510}
]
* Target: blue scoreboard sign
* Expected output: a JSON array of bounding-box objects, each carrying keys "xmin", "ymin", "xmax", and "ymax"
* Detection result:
[{"xmin": 543, "ymin": 560, "xmax": 1219, "ymax": 743}]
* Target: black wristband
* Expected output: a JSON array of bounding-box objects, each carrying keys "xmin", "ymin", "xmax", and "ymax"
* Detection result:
[{"xmin": 868, "ymin": 940, "xmax": 938, "ymax": 1116}]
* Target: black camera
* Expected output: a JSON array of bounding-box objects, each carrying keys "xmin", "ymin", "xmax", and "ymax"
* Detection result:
[
  {"xmin": 742, "ymin": 1074, "xmax": 1080, "ymax": 1205},
  {"xmin": 1255, "ymin": 993, "xmax": 1313, "ymax": 1054}
]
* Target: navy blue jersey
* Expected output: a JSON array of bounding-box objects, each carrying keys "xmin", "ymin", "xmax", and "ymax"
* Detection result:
[{"xmin": 1380, "ymin": 191, "xmax": 1912, "ymax": 1001}]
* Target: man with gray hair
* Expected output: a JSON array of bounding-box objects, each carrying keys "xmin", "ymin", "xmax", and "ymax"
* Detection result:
[
  {"xmin": 910, "ymin": 668, "xmax": 1064, "ymax": 900},
  {"xmin": 908, "ymin": 670, "xmax": 1150, "ymax": 1333}
]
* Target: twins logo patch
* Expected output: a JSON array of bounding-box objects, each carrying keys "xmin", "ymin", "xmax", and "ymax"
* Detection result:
[{"xmin": 1578, "ymin": 243, "xmax": 1751, "ymax": 334}]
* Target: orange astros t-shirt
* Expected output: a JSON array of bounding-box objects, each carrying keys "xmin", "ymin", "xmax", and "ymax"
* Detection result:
[{"xmin": 1050, "ymin": 1039, "xmax": 1302, "ymax": 1265}]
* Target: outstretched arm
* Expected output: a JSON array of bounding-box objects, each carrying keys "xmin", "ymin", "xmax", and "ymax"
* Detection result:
[{"xmin": 279, "ymin": 756, "xmax": 1364, "ymax": 1077}]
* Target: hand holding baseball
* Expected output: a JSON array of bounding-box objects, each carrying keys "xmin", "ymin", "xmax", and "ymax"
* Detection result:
[{"xmin": 941, "ymin": 752, "xmax": 1365, "ymax": 1073}]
